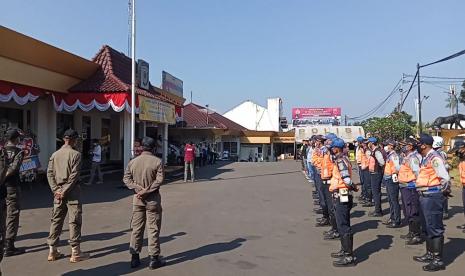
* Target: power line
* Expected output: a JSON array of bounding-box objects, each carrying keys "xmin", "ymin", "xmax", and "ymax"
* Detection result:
[
  {"xmin": 348, "ymin": 78, "xmax": 402, "ymax": 121},
  {"xmin": 400, "ymin": 70, "xmax": 418, "ymax": 110},
  {"xmin": 403, "ymin": 74, "xmax": 465, "ymax": 80}
]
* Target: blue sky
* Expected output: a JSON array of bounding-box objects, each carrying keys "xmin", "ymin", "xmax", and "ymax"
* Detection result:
[{"xmin": 2, "ymin": 0, "xmax": 465, "ymax": 122}]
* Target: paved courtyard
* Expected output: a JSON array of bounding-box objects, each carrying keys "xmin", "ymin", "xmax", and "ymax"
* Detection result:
[{"xmin": 2, "ymin": 161, "xmax": 465, "ymax": 275}]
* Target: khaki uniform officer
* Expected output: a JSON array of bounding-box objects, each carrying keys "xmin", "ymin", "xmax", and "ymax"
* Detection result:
[
  {"xmin": 123, "ymin": 137, "xmax": 166, "ymax": 270},
  {"xmin": 46, "ymin": 129, "xmax": 89, "ymax": 263}
]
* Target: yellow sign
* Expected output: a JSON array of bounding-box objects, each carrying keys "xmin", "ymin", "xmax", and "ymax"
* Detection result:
[
  {"xmin": 272, "ymin": 137, "xmax": 295, "ymax": 144},
  {"xmin": 139, "ymin": 96, "xmax": 176, "ymax": 124}
]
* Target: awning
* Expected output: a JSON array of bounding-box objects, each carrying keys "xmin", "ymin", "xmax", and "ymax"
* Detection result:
[
  {"xmin": 53, "ymin": 92, "xmax": 138, "ymax": 113},
  {"xmin": 0, "ymin": 80, "xmax": 43, "ymax": 105}
]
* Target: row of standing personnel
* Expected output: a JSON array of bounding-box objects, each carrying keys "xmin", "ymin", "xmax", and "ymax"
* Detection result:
[
  {"xmin": 301, "ymin": 133, "xmax": 460, "ymax": 272},
  {"xmin": 0, "ymin": 129, "xmax": 166, "ymax": 274}
]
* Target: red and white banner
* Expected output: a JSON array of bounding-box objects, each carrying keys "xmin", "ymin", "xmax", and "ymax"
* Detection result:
[
  {"xmin": 53, "ymin": 92, "xmax": 139, "ymax": 113},
  {"xmin": 292, "ymin": 107, "xmax": 341, "ymax": 119},
  {"xmin": 0, "ymin": 80, "xmax": 43, "ymax": 105}
]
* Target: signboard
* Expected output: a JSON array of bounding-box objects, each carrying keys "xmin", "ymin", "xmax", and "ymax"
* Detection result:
[
  {"xmin": 272, "ymin": 136, "xmax": 295, "ymax": 144},
  {"xmin": 139, "ymin": 96, "xmax": 176, "ymax": 124},
  {"xmin": 294, "ymin": 126, "xmax": 365, "ymax": 143},
  {"xmin": 137, "ymin": 60, "xmax": 150, "ymax": 90},
  {"xmin": 292, "ymin": 107, "xmax": 342, "ymax": 126},
  {"xmin": 162, "ymin": 71, "xmax": 183, "ymax": 97}
]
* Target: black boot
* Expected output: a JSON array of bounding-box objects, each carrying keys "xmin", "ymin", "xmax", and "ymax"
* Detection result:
[
  {"xmin": 413, "ymin": 238, "xmax": 433, "ymax": 263},
  {"xmin": 333, "ymin": 234, "xmax": 356, "ymax": 267},
  {"xmin": 130, "ymin": 254, "xmax": 141, "ymax": 268},
  {"xmin": 315, "ymin": 217, "xmax": 330, "ymax": 227},
  {"xmin": 324, "ymin": 229, "xmax": 340, "ymax": 240},
  {"xmin": 400, "ymin": 221, "xmax": 413, "ymax": 240},
  {"xmin": 406, "ymin": 221, "xmax": 423, "ymax": 245},
  {"xmin": 331, "ymin": 237, "xmax": 345, "ymax": 258},
  {"xmin": 422, "ymin": 237, "xmax": 445, "ymax": 272},
  {"xmin": 149, "ymin": 255, "xmax": 166, "ymax": 270},
  {"xmin": 3, "ymin": 240, "xmax": 25, "ymax": 257}
]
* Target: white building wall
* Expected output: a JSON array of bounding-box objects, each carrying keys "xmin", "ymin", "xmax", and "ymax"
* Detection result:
[
  {"xmin": 224, "ymin": 98, "xmax": 282, "ymax": 132},
  {"xmin": 36, "ymin": 98, "xmax": 56, "ymax": 167}
]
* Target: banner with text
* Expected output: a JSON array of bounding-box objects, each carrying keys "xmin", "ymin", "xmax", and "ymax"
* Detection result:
[{"xmin": 139, "ymin": 96, "xmax": 176, "ymax": 124}]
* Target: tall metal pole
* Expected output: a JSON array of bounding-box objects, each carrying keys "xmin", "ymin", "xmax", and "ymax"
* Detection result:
[
  {"xmin": 130, "ymin": 0, "xmax": 136, "ymax": 157},
  {"xmin": 417, "ymin": 63, "xmax": 422, "ymax": 135}
]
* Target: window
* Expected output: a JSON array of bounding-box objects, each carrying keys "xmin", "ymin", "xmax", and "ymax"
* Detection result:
[{"xmin": 223, "ymin": 142, "xmax": 238, "ymax": 155}]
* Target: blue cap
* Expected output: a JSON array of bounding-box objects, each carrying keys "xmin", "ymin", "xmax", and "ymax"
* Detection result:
[
  {"xmin": 356, "ymin": 136, "xmax": 364, "ymax": 142},
  {"xmin": 418, "ymin": 133, "xmax": 434, "ymax": 146},
  {"xmin": 368, "ymin": 137, "xmax": 378, "ymax": 143},
  {"xmin": 331, "ymin": 138, "xmax": 345, "ymax": 149},
  {"xmin": 325, "ymin": 133, "xmax": 337, "ymax": 141}
]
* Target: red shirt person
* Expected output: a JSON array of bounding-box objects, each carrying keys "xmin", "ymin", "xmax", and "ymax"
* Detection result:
[{"xmin": 184, "ymin": 142, "xmax": 195, "ymax": 182}]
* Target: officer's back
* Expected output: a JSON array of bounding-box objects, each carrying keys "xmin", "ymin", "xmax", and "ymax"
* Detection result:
[
  {"xmin": 48, "ymin": 143, "xmax": 81, "ymax": 200},
  {"xmin": 125, "ymin": 148, "xmax": 164, "ymax": 206}
]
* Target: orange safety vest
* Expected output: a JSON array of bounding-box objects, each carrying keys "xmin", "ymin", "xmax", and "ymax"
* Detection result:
[
  {"xmin": 312, "ymin": 149, "xmax": 323, "ymax": 170},
  {"xmin": 416, "ymin": 152, "xmax": 442, "ymax": 188},
  {"xmin": 329, "ymin": 157, "xmax": 352, "ymax": 192},
  {"xmin": 321, "ymin": 152, "xmax": 334, "ymax": 180},
  {"xmin": 459, "ymin": 161, "xmax": 465, "ymax": 186},
  {"xmin": 369, "ymin": 148, "xmax": 384, "ymax": 173},
  {"xmin": 356, "ymin": 148, "xmax": 363, "ymax": 165},
  {"xmin": 398, "ymin": 161, "xmax": 416, "ymax": 183},
  {"xmin": 384, "ymin": 153, "xmax": 398, "ymax": 176},
  {"xmin": 360, "ymin": 150, "xmax": 369, "ymax": 170}
]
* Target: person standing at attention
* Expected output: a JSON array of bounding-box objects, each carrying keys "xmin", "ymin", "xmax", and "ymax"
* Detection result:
[
  {"xmin": 184, "ymin": 142, "xmax": 195, "ymax": 182},
  {"xmin": 123, "ymin": 137, "xmax": 165, "ymax": 270},
  {"xmin": 86, "ymin": 139, "xmax": 103, "ymax": 185}
]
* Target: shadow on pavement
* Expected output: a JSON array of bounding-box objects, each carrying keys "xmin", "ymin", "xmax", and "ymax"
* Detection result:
[
  {"xmin": 61, "ymin": 237, "xmax": 244, "ymax": 275},
  {"xmin": 353, "ymin": 220, "xmax": 379, "ymax": 233},
  {"xmin": 164, "ymin": 238, "xmax": 247, "ymax": 266},
  {"xmin": 443, "ymin": 237, "xmax": 465, "ymax": 266},
  {"xmin": 351, "ymin": 210, "xmax": 365, "ymax": 218},
  {"xmin": 85, "ymin": 231, "xmax": 187, "ymax": 259},
  {"xmin": 355, "ymin": 235, "xmax": 393, "ymax": 263},
  {"xmin": 447, "ymin": 205, "xmax": 464, "ymax": 220}
]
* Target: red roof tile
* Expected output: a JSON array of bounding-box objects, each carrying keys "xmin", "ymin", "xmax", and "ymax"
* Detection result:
[{"xmin": 182, "ymin": 103, "xmax": 247, "ymax": 131}]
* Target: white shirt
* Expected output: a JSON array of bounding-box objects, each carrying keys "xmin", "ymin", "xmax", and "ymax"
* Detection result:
[{"xmin": 92, "ymin": 144, "xmax": 102, "ymax": 163}]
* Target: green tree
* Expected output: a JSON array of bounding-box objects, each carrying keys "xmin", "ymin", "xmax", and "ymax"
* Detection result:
[
  {"xmin": 459, "ymin": 80, "xmax": 465, "ymax": 105},
  {"xmin": 359, "ymin": 111, "xmax": 415, "ymax": 141}
]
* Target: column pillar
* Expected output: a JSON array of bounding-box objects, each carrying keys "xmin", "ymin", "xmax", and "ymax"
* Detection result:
[
  {"xmin": 36, "ymin": 98, "xmax": 56, "ymax": 167},
  {"xmin": 270, "ymin": 142, "xmax": 275, "ymax": 162},
  {"xmin": 123, "ymin": 111, "xmax": 131, "ymax": 169},
  {"xmin": 163, "ymin": 123, "xmax": 168, "ymax": 165}
]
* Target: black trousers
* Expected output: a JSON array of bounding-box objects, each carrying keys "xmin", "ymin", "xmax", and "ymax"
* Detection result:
[{"xmin": 335, "ymin": 194, "xmax": 353, "ymax": 236}]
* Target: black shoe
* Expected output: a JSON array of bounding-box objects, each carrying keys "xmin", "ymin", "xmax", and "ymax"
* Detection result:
[
  {"xmin": 149, "ymin": 255, "xmax": 166, "ymax": 270},
  {"xmin": 315, "ymin": 218, "xmax": 330, "ymax": 227},
  {"xmin": 456, "ymin": 224, "xmax": 465, "ymax": 230},
  {"xmin": 3, "ymin": 244, "xmax": 25, "ymax": 257},
  {"xmin": 443, "ymin": 212, "xmax": 450, "ymax": 220},
  {"xmin": 130, "ymin": 254, "xmax": 141, "ymax": 268},
  {"xmin": 406, "ymin": 235, "xmax": 423, "ymax": 245},
  {"xmin": 331, "ymin": 249, "xmax": 345, "ymax": 258},
  {"xmin": 368, "ymin": 211, "xmax": 383, "ymax": 217},
  {"xmin": 333, "ymin": 234, "xmax": 356, "ymax": 267},
  {"xmin": 324, "ymin": 231, "xmax": 340, "ymax": 240},
  {"xmin": 413, "ymin": 238, "xmax": 433, "ymax": 263},
  {"xmin": 386, "ymin": 222, "xmax": 401, "ymax": 229},
  {"xmin": 382, "ymin": 219, "xmax": 392, "ymax": 225},
  {"xmin": 400, "ymin": 232, "xmax": 413, "ymax": 240},
  {"xmin": 362, "ymin": 202, "xmax": 374, "ymax": 207},
  {"xmin": 422, "ymin": 237, "xmax": 445, "ymax": 272}
]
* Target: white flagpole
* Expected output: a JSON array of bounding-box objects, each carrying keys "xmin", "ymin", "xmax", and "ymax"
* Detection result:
[{"xmin": 130, "ymin": 0, "xmax": 136, "ymax": 157}]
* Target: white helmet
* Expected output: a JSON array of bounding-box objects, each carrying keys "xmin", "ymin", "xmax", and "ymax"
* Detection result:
[{"xmin": 432, "ymin": 136, "xmax": 444, "ymax": 149}]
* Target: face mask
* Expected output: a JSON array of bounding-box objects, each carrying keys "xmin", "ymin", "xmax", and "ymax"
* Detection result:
[{"xmin": 384, "ymin": 146, "xmax": 389, "ymax": 152}]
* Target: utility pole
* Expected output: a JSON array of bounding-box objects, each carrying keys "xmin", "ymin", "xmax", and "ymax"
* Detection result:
[
  {"xmin": 190, "ymin": 91, "xmax": 193, "ymax": 103},
  {"xmin": 130, "ymin": 0, "xmax": 136, "ymax": 157},
  {"xmin": 206, "ymin": 104, "xmax": 209, "ymax": 125},
  {"xmin": 344, "ymin": 115, "xmax": 348, "ymax": 126},
  {"xmin": 417, "ymin": 63, "xmax": 422, "ymax": 135}
]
